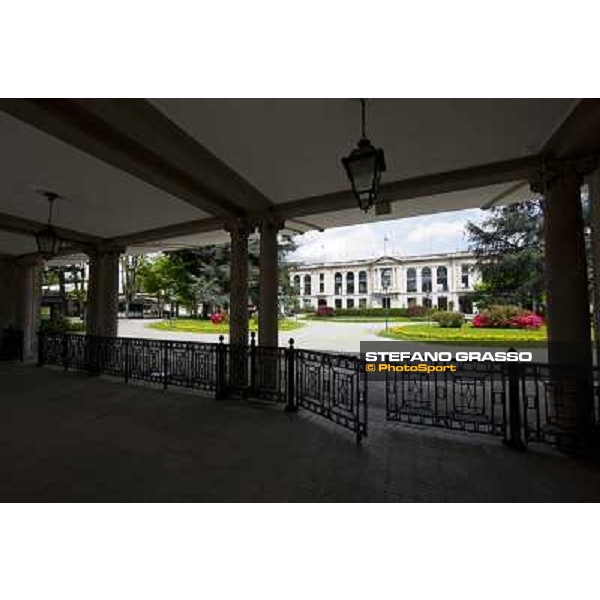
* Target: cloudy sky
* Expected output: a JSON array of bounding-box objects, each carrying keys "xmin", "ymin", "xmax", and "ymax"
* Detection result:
[{"xmin": 288, "ymin": 208, "xmax": 488, "ymax": 263}]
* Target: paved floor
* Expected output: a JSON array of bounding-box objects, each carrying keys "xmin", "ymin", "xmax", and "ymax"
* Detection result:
[{"xmin": 1, "ymin": 363, "xmax": 599, "ymax": 501}]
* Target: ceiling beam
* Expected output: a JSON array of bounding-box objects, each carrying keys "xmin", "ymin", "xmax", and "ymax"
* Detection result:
[
  {"xmin": 0, "ymin": 211, "xmax": 102, "ymax": 245},
  {"xmin": 107, "ymin": 217, "xmax": 224, "ymax": 247},
  {"xmin": 0, "ymin": 99, "xmax": 272, "ymax": 219},
  {"xmin": 273, "ymin": 155, "xmax": 543, "ymax": 220}
]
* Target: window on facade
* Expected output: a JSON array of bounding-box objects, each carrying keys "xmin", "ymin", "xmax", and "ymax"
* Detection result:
[
  {"xmin": 303, "ymin": 298, "xmax": 312, "ymax": 309},
  {"xmin": 382, "ymin": 297, "xmax": 391, "ymax": 309},
  {"xmin": 381, "ymin": 268, "xmax": 392, "ymax": 290},
  {"xmin": 334, "ymin": 272, "xmax": 342, "ymax": 295},
  {"xmin": 334, "ymin": 298, "xmax": 342, "ymax": 309},
  {"xmin": 406, "ymin": 268, "xmax": 417, "ymax": 293},
  {"xmin": 421, "ymin": 267, "xmax": 432, "ymax": 293},
  {"xmin": 358, "ymin": 271, "xmax": 368, "ymax": 294},
  {"xmin": 347, "ymin": 298, "xmax": 354, "ymax": 309},
  {"xmin": 303, "ymin": 274, "xmax": 311, "ymax": 296},
  {"xmin": 437, "ymin": 296, "xmax": 448, "ymax": 311},
  {"xmin": 461, "ymin": 264, "xmax": 470, "ymax": 289},
  {"xmin": 346, "ymin": 272, "xmax": 355, "ymax": 294},
  {"xmin": 436, "ymin": 266, "xmax": 448, "ymax": 292},
  {"xmin": 407, "ymin": 297, "xmax": 417, "ymax": 308},
  {"xmin": 423, "ymin": 297, "xmax": 433, "ymax": 309},
  {"xmin": 459, "ymin": 295, "xmax": 473, "ymax": 314},
  {"xmin": 319, "ymin": 272, "xmax": 325, "ymax": 293},
  {"xmin": 359, "ymin": 298, "xmax": 367, "ymax": 308},
  {"xmin": 293, "ymin": 275, "xmax": 301, "ymax": 294}
]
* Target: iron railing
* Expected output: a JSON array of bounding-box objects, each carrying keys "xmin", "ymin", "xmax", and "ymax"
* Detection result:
[
  {"xmin": 37, "ymin": 331, "xmax": 368, "ymax": 443},
  {"xmin": 385, "ymin": 360, "xmax": 600, "ymax": 449}
]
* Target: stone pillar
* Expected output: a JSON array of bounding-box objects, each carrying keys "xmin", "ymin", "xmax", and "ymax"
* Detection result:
[
  {"xmin": 259, "ymin": 218, "xmax": 282, "ymax": 347},
  {"xmin": 16, "ymin": 257, "xmax": 43, "ymax": 360},
  {"xmin": 0, "ymin": 257, "xmax": 42, "ymax": 361},
  {"xmin": 86, "ymin": 248, "xmax": 121, "ymax": 337},
  {"xmin": 226, "ymin": 221, "xmax": 252, "ymax": 346},
  {"xmin": 588, "ymin": 168, "xmax": 600, "ymax": 365},
  {"xmin": 537, "ymin": 163, "xmax": 593, "ymax": 436}
]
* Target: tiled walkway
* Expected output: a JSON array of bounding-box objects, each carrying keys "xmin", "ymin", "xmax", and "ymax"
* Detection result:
[{"xmin": 1, "ymin": 363, "xmax": 598, "ymax": 501}]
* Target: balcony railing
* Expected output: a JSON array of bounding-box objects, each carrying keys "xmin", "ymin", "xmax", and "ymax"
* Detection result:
[{"xmin": 37, "ymin": 331, "xmax": 368, "ymax": 444}]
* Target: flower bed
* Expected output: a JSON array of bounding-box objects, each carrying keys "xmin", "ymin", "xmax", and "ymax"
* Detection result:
[{"xmin": 472, "ymin": 305, "xmax": 544, "ymax": 330}]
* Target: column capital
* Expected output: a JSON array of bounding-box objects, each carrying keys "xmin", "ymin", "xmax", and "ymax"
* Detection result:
[
  {"xmin": 84, "ymin": 245, "xmax": 125, "ymax": 259},
  {"xmin": 529, "ymin": 160, "xmax": 590, "ymax": 194},
  {"xmin": 224, "ymin": 219, "xmax": 256, "ymax": 237},
  {"xmin": 259, "ymin": 214, "xmax": 285, "ymax": 233},
  {"xmin": 16, "ymin": 254, "xmax": 44, "ymax": 268}
]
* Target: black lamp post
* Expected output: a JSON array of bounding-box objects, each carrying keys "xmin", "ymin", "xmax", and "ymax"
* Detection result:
[
  {"xmin": 35, "ymin": 191, "xmax": 62, "ymax": 258},
  {"xmin": 342, "ymin": 99, "xmax": 387, "ymax": 212}
]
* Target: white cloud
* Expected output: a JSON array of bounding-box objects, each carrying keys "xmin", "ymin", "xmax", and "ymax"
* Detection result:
[{"xmin": 288, "ymin": 208, "xmax": 487, "ymax": 263}]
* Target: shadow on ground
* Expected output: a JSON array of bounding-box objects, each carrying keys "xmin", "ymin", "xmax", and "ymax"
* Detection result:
[{"xmin": 1, "ymin": 364, "xmax": 599, "ymax": 502}]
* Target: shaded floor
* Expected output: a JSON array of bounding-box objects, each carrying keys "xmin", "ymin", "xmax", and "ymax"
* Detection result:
[{"xmin": 1, "ymin": 363, "xmax": 599, "ymax": 502}]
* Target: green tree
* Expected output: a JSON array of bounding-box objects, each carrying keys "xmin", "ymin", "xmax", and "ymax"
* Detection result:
[
  {"xmin": 120, "ymin": 255, "xmax": 148, "ymax": 317},
  {"xmin": 466, "ymin": 200, "xmax": 545, "ymax": 310}
]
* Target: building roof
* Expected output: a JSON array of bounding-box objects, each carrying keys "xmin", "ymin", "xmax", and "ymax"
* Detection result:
[{"xmin": 287, "ymin": 251, "xmax": 474, "ymax": 270}]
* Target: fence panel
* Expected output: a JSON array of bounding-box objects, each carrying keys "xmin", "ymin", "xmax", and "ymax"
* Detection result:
[
  {"xmin": 385, "ymin": 362, "xmax": 507, "ymax": 437},
  {"xmin": 296, "ymin": 349, "xmax": 367, "ymax": 443}
]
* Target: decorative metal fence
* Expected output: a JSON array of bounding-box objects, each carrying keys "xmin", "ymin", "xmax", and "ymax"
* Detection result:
[
  {"xmin": 34, "ymin": 332, "xmax": 600, "ymax": 450},
  {"xmin": 519, "ymin": 363, "xmax": 600, "ymax": 447},
  {"xmin": 385, "ymin": 361, "xmax": 600, "ymax": 448},
  {"xmin": 37, "ymin": 331, "xmax": 368, "ymax": 443},
  {"xmin": 0, "ymin": 328, "xmax": 24, "ymax": 361},
  {"xmin": 296, "ymin": 349, "xmax": 368, "ymax": 444},
  {"xmin": 385, "ymin": 362, "xmax": 508, "ymax": 437}
]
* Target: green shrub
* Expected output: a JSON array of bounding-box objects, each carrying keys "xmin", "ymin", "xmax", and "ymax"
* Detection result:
[
  {"xmin": 432, "ymin": 311, "xmax": 464, "ymax": 328},
  {"xmin": 39, "ymin": 315, "xmax": 85, "ymax": 334},
  {"xmin": 473, "ymin": 305, "xmax": 528, "ymax": 328}
]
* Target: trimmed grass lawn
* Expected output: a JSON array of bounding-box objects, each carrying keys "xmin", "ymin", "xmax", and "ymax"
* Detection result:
[
  {"xmin": 379, "ymin": 323, "xmax": 548, "ymax": 345},
  {"xmin": 147, "ymin": 318, "xmax": 305, "ymax": 334}
]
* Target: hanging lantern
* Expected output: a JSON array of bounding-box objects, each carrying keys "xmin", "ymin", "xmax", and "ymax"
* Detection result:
[
  {"xmin": 342, "ymin": 99, "xmax": 387, "ymax": 212},
  {"xmin": 35, "ymin": 192, "xmax": 62, "ymax": 258}
]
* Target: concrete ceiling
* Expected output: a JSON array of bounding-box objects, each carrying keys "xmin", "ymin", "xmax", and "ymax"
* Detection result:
[
  {"xmin": 152, "ymin": 98, "xmax": 576, "ymax": 202},
  {"xmin": 0, "ymin": 98, "xmax": 597, "ymax": 259},
  {"xmin": 0, "ymin": 110, "xmax": 208, "ymax": 238}
]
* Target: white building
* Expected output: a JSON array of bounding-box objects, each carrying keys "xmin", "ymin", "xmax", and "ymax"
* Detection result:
[{"xmin": 288, "ymin": 251, "xmax": 480, "ymax": 314}]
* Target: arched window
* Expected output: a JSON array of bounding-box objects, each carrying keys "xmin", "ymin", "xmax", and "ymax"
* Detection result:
[
  {"xmin": 293, "ymin": 275, "xmax": 301, "ymax": 294},
  {"xmin": 421, "ymin": 267, "xmax": 432, "ymax": 293},
  {"xmin": 346, "ymin": 272, "xmax": 355, "ymax": 294},
  {"xmin": 334, "ymin": 272, "xmax": 343, "ymax": 295},
  {"xmin": 436, "ymin": 266, "xmax": 448, "ymax": 292},
  {"xmin": 359, "ymin": 271, "xmax": 368, "ymax": 294},
  {"xmin": 406, "ymin": 268, "xmax": 417, "ymax": 293},
  {"xmin": 304, "ymin": 274, "xmax": 312, "ymax": 296},
  {"xmin": 381, "ymin": 268, "xmax": 392, "ymax": 290}
]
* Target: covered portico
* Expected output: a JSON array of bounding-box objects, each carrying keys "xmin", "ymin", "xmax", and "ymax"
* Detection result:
[{"xmin": 1, "ymin": 99, "xmax": 600, "ymax": 441}]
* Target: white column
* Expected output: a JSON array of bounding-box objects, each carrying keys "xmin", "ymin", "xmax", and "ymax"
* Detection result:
[
  {"xmin": 16, "ymin": 257, "xmax": 42, "ymax": 360},
  {"xmin": 538, "ymin": 163, "xmax": 592, "ymax": 436},
  {"xmin": 0, "ymin": 257, "xmax": 42, "ymax": 361},
  {"xmin": 86, "ymin": 248, "xmax": 121, "ymax": 337},
  {"xmin": 259, "ymin": 218, "xmax": 282, "ymax": 347},
  {"xmin": 226, "ymin": 221, "xmax": 252, "ymax": 346}
]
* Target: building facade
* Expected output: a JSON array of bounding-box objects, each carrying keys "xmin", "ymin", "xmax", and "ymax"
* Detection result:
[{"xmin": 288, "ymin": 251, "xmax": 480, "ymax": 313}]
